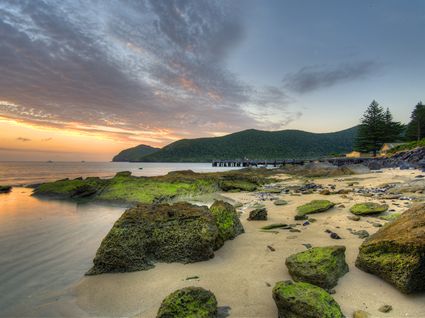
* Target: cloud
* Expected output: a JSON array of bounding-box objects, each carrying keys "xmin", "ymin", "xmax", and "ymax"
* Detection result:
[
  {"xmin": 16, "ymin": 137, "xmax": 31, "ymax": 142},
  {"xmin": 0, "ymin": 0, "xmax": 300, "ymax": 145},
  {"xmin": 41, "ymin": 137, "xmax": 52, "ymax": 142},
  {"xmin": 283, "ymin": 61, "xmax": 381, "ymax": 94}
]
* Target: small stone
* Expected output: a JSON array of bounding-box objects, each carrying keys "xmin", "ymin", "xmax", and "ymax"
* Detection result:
[
  {"xmin": 274, "ymin": 199, "xmax": 288, "ymax": 206},
  {"xmin": 267, "ymin": 245, "xmax": 276, "ymax": 252},
  {"xmin": 290, "ymin": 229, "xmax": 301, "ymax": 233},
  {"xmin": 294, "ymin": 214, "xmax": 308, "ymax": 221},
  {"xmin": 347, "ymin": 215, "xmax": 361, "ymax": 221},
  {"xmin": 302, "ymin": 243, "xmax": 312, "ymax": 249},
  {"xmin": 378, "ymin": 305, "xmax": 393, "ymax": 313},
  {"xmin": 247, "ymin": 207, "xmax": 267, "ymax": 221},
  {"xmin": 303, "ymin": 221, "xmax": 310, "ymax": 226},
  {"xmin": 330, "ymin": 232, "xmax": 341, "ymax": 239},
  {"xmin": 287, "ymin": 235, "xmax": 298, "ymax": 239},
  {"xmin": 353, "ymin": 310, "xmax": 370, "ymax": 318}
]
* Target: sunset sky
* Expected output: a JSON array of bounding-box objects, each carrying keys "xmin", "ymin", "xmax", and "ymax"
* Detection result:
[{"xmin": 1, "ymin": 0, "xmax": 424, "ymax": 161}]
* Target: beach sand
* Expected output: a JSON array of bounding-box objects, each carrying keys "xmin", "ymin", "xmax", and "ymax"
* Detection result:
[{"xmin": 74, "ymin": 168, "xmax": 425, "ymax": 318}]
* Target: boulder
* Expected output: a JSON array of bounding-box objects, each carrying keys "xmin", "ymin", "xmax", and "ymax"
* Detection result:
[
  {"xmin": 285, "ymin": 246, "xmax": 349, "ymax": 289},
  {"xmin": 350, "ymin": 202, "xmax": 388, "ymax": 215},
  {"xmin": 274, "ymin": 199, "xmax": 289, "ymax": 206},
  {"xmin": 296, "ymin": 200, "xmax": 335, "ymax": 217},
  {"xmin": 209, "ymin": 200, "xmax": 244, "ymax": 248},
  {"xmin": 355, "ymin": 203, "xmax": 425, "ymax": 293},
  {"xmin": 272, "ymin": 280, "xmax": 344, "ymax": 318},
  {"xmin": 0, "ymin": 185, "xmax": 12, "ymax": 194},
  {"xmin": 156, "ymin": 287, "xmax": 217, "ymax": 318},
  {"xmin": 87, "ymin": 202, "xmax": 220, "ymax": 275},
  {"xmin": 247, "ymin": 207, "xmax": 267, "ymax": 220}
]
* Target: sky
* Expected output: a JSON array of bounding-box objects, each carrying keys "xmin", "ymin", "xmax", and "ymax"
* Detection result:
[{"xmin": 0, "ymin": 0, "xmax": 424, "ymax": 161}]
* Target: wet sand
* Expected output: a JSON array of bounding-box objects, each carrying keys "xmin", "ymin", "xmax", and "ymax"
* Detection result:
[{"xmin": 73, "ymin": 168, "xmax": 425, "ymax": 318}]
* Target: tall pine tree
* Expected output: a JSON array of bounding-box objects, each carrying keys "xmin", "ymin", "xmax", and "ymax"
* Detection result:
[
  {"xmin": 355, "ymin": 100, "xmax": 396, "ymax": 156},
  {"xmin": 406, "ymin": 102, "xmax": 425, "ymax": 141},
  {"xmin": 383, "ymin": 108, "xmax": 404, "ymax": 142}
]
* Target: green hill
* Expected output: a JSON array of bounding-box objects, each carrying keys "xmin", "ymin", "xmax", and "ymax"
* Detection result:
[
  {"xmin": 114, "ymin": 127, "xmax": 358, "ymax": 162},
  {"xmin": 112, "ymin": 144, "xmax": 160, "ymax": 162}
]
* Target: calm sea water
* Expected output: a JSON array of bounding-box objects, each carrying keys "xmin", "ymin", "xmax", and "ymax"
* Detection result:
[
  {"xmin": 0, "ymin": 162, "xmax": 238, "ymax": 317},
  {"xmin": 0, "ymin": 161, "xmax": 238, "ymax": 186}
]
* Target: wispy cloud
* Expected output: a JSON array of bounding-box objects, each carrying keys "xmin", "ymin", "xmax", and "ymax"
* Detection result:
[
  {"xmin": 283, "ymin": 61, "xmax": 381, "ymax": 94},
  {"xmin": 0, "ymin": 0, "xmax": 300, "ymax": 144}
]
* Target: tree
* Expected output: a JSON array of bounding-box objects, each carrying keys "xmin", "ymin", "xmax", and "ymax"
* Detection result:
[
  {"xmin": 406, "ymin": 102, "xmax": 425, "ymax": 141},
  {"xmin": 355, "ymin": 100, "xmax": 393, "ymax": 156},
  {"xmin": 383, "ymin": 108, "xmax": 404, "ymax": 142}
]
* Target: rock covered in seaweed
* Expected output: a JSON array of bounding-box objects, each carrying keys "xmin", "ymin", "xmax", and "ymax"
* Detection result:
[
  {"xmin": 0, "ymin": 185, "xmax": 12, "ymax": 194},
  {"xmin": 87, "ymin": 202, "xmax": 220, "ymax": 275},
  {"xmin": 272, "ymin": 280, "xmax": 344, "ymax": 318},
  {"xmin": 285, "ymin": 246, "xmax": 349, "ymax": 290},
  {"xmin": 296, "ymin": 200, "xmax": 335, "ymax": 217},
  {"xmin": 355, "ymin": 203, "xmax": 425, "ymax": 293},
  {"xmin": 350, "ymin": 202, "xmax": 388, "ymax": 215},
  {"xmin": 210, "ymin": 200, "xmax": 244, "ymax": 248},
  {"xmin": 247, "ymin": 207, "xmax": 268, "ymax": 220},
  {"xmin": 156, "ymin": 287, "xmax": 217, "ymax": 318}
]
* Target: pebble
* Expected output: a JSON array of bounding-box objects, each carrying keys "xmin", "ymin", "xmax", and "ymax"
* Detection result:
[{"xmin": 378, "ymin": 305, "xmax": 393, "ymax": 313}]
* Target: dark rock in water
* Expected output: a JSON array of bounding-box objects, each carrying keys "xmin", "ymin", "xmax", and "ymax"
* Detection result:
[
  {"xmin": 272, "ymin": 280, "xmax": 343, "ymax": 318},
  {"xmin": 156, "ymin": 287, "xmax": 217, "ymax": 318},
  {"xmin": 210, "ymin": 200, "xmax": 244, "ymax": 248},
  {"xmin": 247, "ymin": 207, "xmax": 267, "ymax": 220},
  {"xmin": 285, "ymin": 246, "xmax": 349, "ymax": 289},
  {"xmin": 356, "ymin": 203, "xmax": 425, "ymax": 293},
  {"xmin": 368, "ymin": 161, "xmax": 382, "ymax": 171},
  {"xmin": 0, "ymin": 185, "xmax": 12, "ymax": 194},
  {"xmin": 87, "ymin": 202, "xmax": 221, "ymax": 275}
]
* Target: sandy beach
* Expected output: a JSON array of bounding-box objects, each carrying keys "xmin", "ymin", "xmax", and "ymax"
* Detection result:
[{"xmin": 69, "ymin": 168, "xmax": 425, "ymax": 318}]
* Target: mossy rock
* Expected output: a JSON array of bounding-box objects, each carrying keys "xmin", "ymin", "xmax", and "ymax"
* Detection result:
[
  {"xmin": 272, "ymin": 280, "xmax": 344, "ymax": 318},
  {"xmin": 355, "ymin": 203, "xmax": 425, "ymax": 293},
  {"xmin": 218, "ymin": 180, "xmax": 258, "ymax": 192},
  {"xmin": 379, "ymin": 213, "xmax": 401, "ymax": 221},
  {"xmin": 87, "ymin": 202, "xmax": 219, "ymax": 275},
  {"xmin": 285, "ymin": 246, "xmax": 349, "ymax": 289},
  {"xmin": 350, "ymin": 202, "xmax": 388, "ymax": 215},
  {"xmin": 247, "ymin": 207, "xmax": 267, "ymax": 221},
  {"xmin": 274, "ymin": 199, "xmax": 288, "ymax": 206},
  {"xmin": 296, "ymin": 200, "xmax": 335, "ymax": 217},
  {"xmin": 0, "ymin": 185, "xmax": 12, "ymax": 194},
  {"xmin": 210, "ymin": 200, "xmax": 244, "ymax": 248},
  {"xmin": 156, "ymin": 287, "xmax": 217, "ymax": 318}
]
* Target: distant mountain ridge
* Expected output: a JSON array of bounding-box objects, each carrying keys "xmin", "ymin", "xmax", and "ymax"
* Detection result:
[
  {"xmin": 112, "ymin": 144, "xmax": 160, "ymax": 162},
  {"xmin": 113, "ymin": 126, "xmax": 358, "ymax": 162}
]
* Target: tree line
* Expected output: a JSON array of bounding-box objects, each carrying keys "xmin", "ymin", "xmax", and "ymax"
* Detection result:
[{"xmin": 355, "ymin": 100, "xmax": 425, "ymax": 156}]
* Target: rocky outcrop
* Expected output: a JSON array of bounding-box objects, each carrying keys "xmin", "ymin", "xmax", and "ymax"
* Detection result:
[
  {"xmin": 272, "ymin": 280, "xmax": 344, "ymax": 318},
  {"xmin": 296, "ymin": 200, "xmax": 335, "ymax": 217},
  {"xmin": 285, "ymin": 246, "xmax": 349, "ymax": 290},
  {"xmin": 0, "ymin": 185, "xmax": 12, "ymax": 194},
  {"xmin": 156, "ymin": 287, "xmax": 217, "ymax": 318},
  {"xmin": 247, "ymin": 207, "xmax": 268, "ymax": 220},
  {"xmin": 350, "ymin": 202, "xmax": 388, "ymax": 215},
  {"xmin": 355, "ymin": 203, "xmax": 425, "ymax": 293},
  {"xmin": 210, "ymin": 200, "xmax": 244, "ymax": 248},
  {"xmin": 87, "ymin": 202, "xmax": 221, "ymax": 275}
]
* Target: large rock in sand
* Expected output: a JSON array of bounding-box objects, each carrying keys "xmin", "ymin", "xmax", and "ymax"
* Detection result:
[
  {"xmin": 272, "ymin": 280, "xmax": 343, "ymax": 318},
  {"xmin": 157, "ymin": 287, "xmax": 217, "ymax": 318},
  {"xmin": 355, "ymin": 203, "xmax": 425, "ymax": 293},
  {"xmin": 87, "ymin": 202, "xmax": 220, "ymax": 275},
  {"xmin": 350, "ymin": 202, "xmax": 388, "ymax": 215},
  {"xmin": 210, "ymin": 200, "xmax": 244, "ymax": 248},
  {"xmin": 296, "ymin": 200, "xmax": 335, "ymax": 217},
  {"xmin": 285, "ymin": 246, "xmax": 349, "ymax": 289}
]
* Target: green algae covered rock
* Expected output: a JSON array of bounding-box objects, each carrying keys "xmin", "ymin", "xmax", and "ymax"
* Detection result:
[
  {"xmin": 379, "ymin": 213, "xmax": 401, "ymax": 221},
  {"xmin": 218, "ymin": 180, "xmax": 257, "ymax": 192},
  {"xmin": 355, "ymin": 203, "xmax": 425, "ymax": 293},
  {"xmin": 350, "ymin": 202, "xmax": 388, "ymax": 215},
  {"xmin": 285, "ymin": 246, "xmax": 349, "ymax": 290},
  {"xmin": 157, "ymin": 287, "xmax": 217, "ymax": 318},
  {"xmin": 247, "ymin": 207, "xmax": 268, "ymax": 220},
  {"xmin": 272, "ymin": 280, "xmax": 343, "ymax": 318},
  {"xmin": 0, "ymin": 185, "xmax": 12, "ymax": 194},
  {"xmin": 296, "ymin": 200, "xmax": 335, "ymax": 217},
  {"xmin": 209, "ymin": 200, "xmax": 244, "ymax": 248},
  {"xmin": 87, "ymin": 202, "xmax": 220, "ymax": 275}
]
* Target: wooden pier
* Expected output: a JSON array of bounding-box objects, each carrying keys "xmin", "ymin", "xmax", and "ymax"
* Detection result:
[{"xmin": 211, "ymin": 157, "xmax": 375, "ymax": 167}]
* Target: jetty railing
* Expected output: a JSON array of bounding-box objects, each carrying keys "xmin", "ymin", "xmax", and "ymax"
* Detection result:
[{"xmin": 211, "ymin": 157, "xmax": 375, "ymax": 167}]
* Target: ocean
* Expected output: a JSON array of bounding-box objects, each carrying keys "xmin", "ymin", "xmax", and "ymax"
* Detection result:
[{"xmin": 0, "ymin": 161, "xmax": 237, "ymax": 316}]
